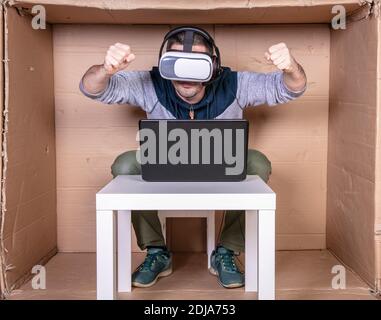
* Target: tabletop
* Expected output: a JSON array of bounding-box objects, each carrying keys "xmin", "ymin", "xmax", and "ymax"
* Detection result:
[{"xmin": 96, "ymin": 175, "xmax": 276, "ymax": 211}]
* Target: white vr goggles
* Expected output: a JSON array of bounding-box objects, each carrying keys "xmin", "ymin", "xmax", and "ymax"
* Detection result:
[
  {"xmin": 158, "ymin": 26, "xmax": 222, "ymax": 83},
  {"xmin": 159, "ymin": 51, "xmax": 213, "ymax": 82}
]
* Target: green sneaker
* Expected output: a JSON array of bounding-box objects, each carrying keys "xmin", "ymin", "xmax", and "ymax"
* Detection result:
[
  {"xmin": 132, "ymin": 247, "xmax": 172, "ymax": 288},
  {"xmin": 209, "ymin": 245, "xmax": 244, "ymax": 288}
]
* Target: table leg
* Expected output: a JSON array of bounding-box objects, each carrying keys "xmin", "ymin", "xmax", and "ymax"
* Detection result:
[
  {"xmin": 258, "ymin": 210, "xmax": 275, "ymax": 300},
  {"xmin": 96, "ymin": 210, "xmax": 116, "ymax": 300},
  {"xmin": 245, "ymin": 210, "xmax": 258, "ymax": 292},
  {"xmin": 117, "ymin": 210, "xmax": 131, "ymax": 293}
]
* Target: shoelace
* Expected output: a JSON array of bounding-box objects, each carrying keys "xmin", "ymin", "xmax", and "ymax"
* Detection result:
[
  {"xmin": 139, "ymin": 252, "xmax": 167, "ymax": 271},
  {"xmin": 220, "ymin": 251, "xmax": 239, "ymax": 272}
]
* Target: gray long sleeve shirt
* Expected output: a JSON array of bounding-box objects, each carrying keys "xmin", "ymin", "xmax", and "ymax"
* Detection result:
[{"xmin": 79, "ymin": 69, "xmax": 306, "ymax": 119}]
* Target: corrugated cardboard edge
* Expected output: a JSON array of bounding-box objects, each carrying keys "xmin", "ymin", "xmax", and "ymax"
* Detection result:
[
  {"xmin": 7, "ymin": 0, "xmax": 364, "ymax": 10},
  {"xmin": 0, "ymin": 1, "xmax": 3, "ymax": 300},
  {"xmin": 0, "ymin": 0, "xmax": 9, "ymax": 300}
]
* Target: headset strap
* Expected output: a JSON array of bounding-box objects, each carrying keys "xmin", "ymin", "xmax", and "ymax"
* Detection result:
[{"xmin": 182, "ymin": 30, "xmax": 194, "ymax": 52}]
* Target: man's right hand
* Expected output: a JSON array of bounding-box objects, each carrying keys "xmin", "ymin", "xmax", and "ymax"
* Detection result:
[{"xmin": 103, "ymin": 43, "xmax": 136, "ymax": 75}]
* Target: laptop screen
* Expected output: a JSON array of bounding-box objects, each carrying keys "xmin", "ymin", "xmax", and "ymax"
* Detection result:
[{"xmin": 138, "ymin": 119, "xmax": 248, "ymax": 182}]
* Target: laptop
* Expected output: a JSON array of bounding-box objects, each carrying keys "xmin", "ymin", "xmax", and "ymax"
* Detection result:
[{"xmin": 138, "ymin": 119, "xmax": 249, "ymax": 182}]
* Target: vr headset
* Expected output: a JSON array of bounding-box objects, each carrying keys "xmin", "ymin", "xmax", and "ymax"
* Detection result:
[{"xmin": 158, "ymin": 26, "xmax": 222, "ymax": 84}]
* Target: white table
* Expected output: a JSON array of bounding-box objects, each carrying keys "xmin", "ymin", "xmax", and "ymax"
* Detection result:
[{"xmin": 96, "ymin": 175, "xmax": 276, "ymax": 300}]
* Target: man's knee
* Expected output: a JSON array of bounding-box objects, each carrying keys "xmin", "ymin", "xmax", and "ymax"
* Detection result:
[
  {"xmin": 247, "ymin": 149, "xmax": 272, "ymax": 182},
  {"xmin": 111, "ymin": 150, "xmax": 141, "ymax": 177}
]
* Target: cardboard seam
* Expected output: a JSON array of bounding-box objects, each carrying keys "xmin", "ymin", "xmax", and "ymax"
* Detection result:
[
  {"xmin": 5, "ymin": 247, "xmax": 57, "ymax": 296},
  {"xmin": 328, "ymin": 248, "xmax": 377, "ymax": 293}
]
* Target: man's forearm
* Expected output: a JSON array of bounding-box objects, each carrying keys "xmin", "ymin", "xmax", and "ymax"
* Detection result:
[
  {"xmin": 283, "ymin": 61, "xmax": 307, "ymax": 92},
  {"xmin": 82, "ymin": 43, "xmax": 135, "ymax": 95},
  {"xmin": 81, "ymin": 64, "xmax": 111, "ymax": 94}
]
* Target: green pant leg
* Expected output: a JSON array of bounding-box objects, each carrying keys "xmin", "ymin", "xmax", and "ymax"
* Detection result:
[
  {"xmin": 111, "ymin": 150, "xmax": 166, "ymax": 250},
  {"xmin": 219, "ymin": 149, "xmax": 272, "ymax": 253}
]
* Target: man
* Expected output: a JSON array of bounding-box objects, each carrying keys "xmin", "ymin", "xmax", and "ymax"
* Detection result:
[{"xmin": 80, "ymin": 26, "xmax": 307, "ymax": 289}]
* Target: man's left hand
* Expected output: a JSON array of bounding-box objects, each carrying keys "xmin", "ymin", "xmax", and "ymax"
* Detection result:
[{"xmin": 265, "ymin": 42, "xmax": 297, "ymax": 73}]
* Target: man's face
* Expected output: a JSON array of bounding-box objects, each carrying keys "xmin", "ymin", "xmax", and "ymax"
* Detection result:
[{"xmin": 169, "ymin": 43, "xmax": 209, "ymax": 100}]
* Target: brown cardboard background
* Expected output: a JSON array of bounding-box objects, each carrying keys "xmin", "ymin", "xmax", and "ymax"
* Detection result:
[
  {"xmin": 217, "ymin": 25, "xmax": 329, "ymax": 250},
  {"xmin": 53, "ymin": 24, "xmax": 329, "ymax": 253},
  {"xmin": 2, "ymin": 8, "xmax": 57, "ymax": 288},
  {"xmin": 327, "ymin": 16, "xmax": 378, "ymax": 287}
]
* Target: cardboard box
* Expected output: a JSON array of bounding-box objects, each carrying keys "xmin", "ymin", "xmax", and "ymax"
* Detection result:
[{"xmin": 0, "ymin": 0, "xmax": 380, "ymax": 297}]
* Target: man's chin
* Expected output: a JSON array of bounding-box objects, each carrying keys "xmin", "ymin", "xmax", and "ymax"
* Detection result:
[
  {"xmin": 177, "ymin": 90, "xmax": 198, "ymax": 99},
  {"xmin": 174, "ymin": 85, "xmax": 197, "ymax": 97}
]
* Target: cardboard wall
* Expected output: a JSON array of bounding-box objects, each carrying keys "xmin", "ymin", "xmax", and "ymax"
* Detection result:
[
  {"xmin": 216, "ymin": 25, "xmax": 329, "ymax": 250},
  {"xmin": 2, "ymin": 8, "xmax": 57, "ymax": 289},
  {"xmin": 327, "ymin": 16, "xmax": 378, "ymax": 287},
  {"xmin": 54, "ymin": 24, "xmax": 330, "ymax": 253},
  {"xmin": 376, "ymin": 17, "xmax": 381, "ymax": 291}
]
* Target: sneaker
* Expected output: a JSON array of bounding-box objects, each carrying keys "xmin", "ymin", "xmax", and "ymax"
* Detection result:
[
  {"xmin": 132, "ymin": 247, "xmax": 172, "ymax": 287},
  {"xmin": 209, "ymin": 245, "xmax": 244, "ymax": 288}
]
